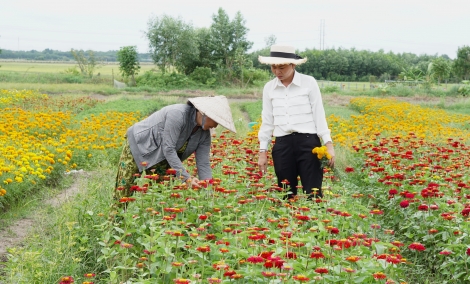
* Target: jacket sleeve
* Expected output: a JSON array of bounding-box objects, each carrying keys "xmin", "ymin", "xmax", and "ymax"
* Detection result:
[
  {"xmin": 194, "ymin": 131, "xmax": 212, "ymax": 180},
  {"xmin": 161, "ymin": 110, "xmax": 190, "ymax": 180}
]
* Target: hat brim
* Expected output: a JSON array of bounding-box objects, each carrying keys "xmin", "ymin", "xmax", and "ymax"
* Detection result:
[
  {"xmin": 187, "ymin": 96, "xmax": 237, "ymax": 133},
  {"xmin": 258, "ymin": 55, "xmax": 307, "ymax": 65}
]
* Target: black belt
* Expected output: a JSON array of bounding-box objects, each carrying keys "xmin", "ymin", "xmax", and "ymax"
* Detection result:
[{"xmin": 282, "ymin": 132, "xmax": 315, "ymax": 137}]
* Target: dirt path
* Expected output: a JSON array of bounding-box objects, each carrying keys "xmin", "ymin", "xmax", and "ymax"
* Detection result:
[{"xmin": 0, "ymin": 170, "xmax": 88, "ymax": 258}]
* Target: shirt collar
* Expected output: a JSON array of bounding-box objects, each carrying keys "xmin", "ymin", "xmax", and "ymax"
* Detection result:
[{"xmin": 273, "ymin": 70, "xmax": 302, "ymax": 90}]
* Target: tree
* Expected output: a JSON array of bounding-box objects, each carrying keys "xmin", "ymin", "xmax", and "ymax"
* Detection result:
[
  {"xmin": 398, "ymin": 67, "xmax": 425, "ymax": 81},
  {"xmin": 264, "ymin": 35, "xmax": 277, "ymax": 47},
  {"xmin": 429, "ymin": 57, "xmax": 451, "ymax": 84},
  {"xmin": 146, "ymin": 14, "xmax": 198, "ymax": 74},
  {"xmin": 453, "ymin": 46, "xmax": 470, "ymax": 80},
  {"xmin": 210, "ymin": 8, "xmax": 252, "ymax": 80},
  {"xmin": 71, "ymin": 49, "xmax": 99, "ymax": 78},
  {"xmin": 117, "ymin": 46, "xmax": 141, "ymax": 86}
]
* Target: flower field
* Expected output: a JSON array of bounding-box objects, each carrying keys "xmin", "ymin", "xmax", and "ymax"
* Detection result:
[
  {"xmin": 0, "ymin": 89, "xmax": 146, "ymax": 209},
  {"xmin": 1, "ymin": 91, "xmax": 470, "ymax": 284}
]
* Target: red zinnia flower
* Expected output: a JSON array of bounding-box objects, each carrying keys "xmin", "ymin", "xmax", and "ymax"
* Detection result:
[
  {"xmin": 259, "ymin": 251, "xmax": 274, "ymax": 259},
  {"xmin": 314, "ymin": 267, "xmax": 329, "ymax": 274},
  {"xmin": 173, "ymin": 279, "xmax": 190, "ymax": 284},
  {"xmin": 399, "ymin": 200, "xmax": 409, "ymax": 208},
  {"xmin": 408, "ymin": 242, "xmax": 425, "ymax": 251},
  {"xmin": 261, "ymin": 271, "xmax": 277, "ymax": 277},
  {"xmin": 196, "ymin": 246, "xmax": 211, "ymax": 253},
  {"xmin": 310, "ymin": 251, "xmax": 325, "ymax": 259},
  {"xmin": 345, "ymin": 167, "xmax": 354, "ymax": 173},
  {"xmin": 373, "ymin": 272, "xmax": 387, "ymax": 279},
  {"xmin": 428, "ymin": 229, "xmax": 439, "ymax": 234},
  {"xmin": 346, "ymin": 256, "xmax": 361, "ymax": 262},
  {"xmin": 120, "ymin": 243, "xmax": 133, "ymax": 249},
  {"xmin": 247, "ymin": 256, "xmax": 264, "ymax": 263},
  {"xmin": 430, "ymin": 204, "xmax": 439, "ymax": 210},
  {"xmin": 330, "ymin": 227, "xmax": 340, "ymax": 234},
  {"xmin": 223, "ymin": 270, "xmax": 236, "ymax": 277},
  {"xmin": 370, "ymin": 209, "xmax": 384, "ymax": 215},
  {"xmin": 461, "ymin": 207, "xmax": 470, "ymax": 217},
  {"xmin": 59, "ymin": 276, "xmax": 74, "ymax": 284},
  {"xmin": 466, "ymin": 248, "xmax": 470, "ymax": 256},
  {"xmin": 417, "ymin": 204, "xmax": 429, "ymax": 211},
  {"xmin": 285, "ymin": 252, "xmax": 297, "ymax": 259},
  {"xmin": 263, "ymin": 256, "xmax": 285, "ymax": 268},
  {"xmin": 84, "ymin": 273, "xmax": 96, "ymax": 278},
  {"xmin": 292, "ymin": 274, "xmax": 310, "ymax": 282}
]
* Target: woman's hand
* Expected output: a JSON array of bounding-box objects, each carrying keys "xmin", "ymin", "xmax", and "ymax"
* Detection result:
[
  {"xmin": 325, "ymin": 142, "xmax": 336, "ymax": 168},
  {"xmin": 185, "ymin": 176, "xmax": 201, "ymax": 189}
]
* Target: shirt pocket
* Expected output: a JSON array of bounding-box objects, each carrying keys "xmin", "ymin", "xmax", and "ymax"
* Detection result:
[{"xmin": 134, "ymin": 127, "xmax": 161, "ymax": 156}]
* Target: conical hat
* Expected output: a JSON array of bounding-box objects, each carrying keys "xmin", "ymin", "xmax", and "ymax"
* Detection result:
[{"xmin": 188, "ymin": 96, "xmax": 236, "ymax": 133}]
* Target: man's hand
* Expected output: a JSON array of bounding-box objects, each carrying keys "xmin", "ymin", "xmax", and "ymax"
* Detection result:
[
  {"xmin": 258, "ymin": 152, "xmax": 268, "ymax": 174},
  {"xmin": 325, "ymin": 142, "xmax": 336, "ymax": 168}
]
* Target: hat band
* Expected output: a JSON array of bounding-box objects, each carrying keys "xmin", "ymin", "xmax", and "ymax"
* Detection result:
[{"xmin": 270, "ymin": 51, "xmax": 303, "ymax": 60}]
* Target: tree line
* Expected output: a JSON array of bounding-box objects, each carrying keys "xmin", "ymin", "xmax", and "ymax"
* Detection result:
[
  {"xmin": 1, "ymin": 7, "xmax": 470, "ymax": 84},
  {"xmin": 0, "ymin": 48, "xmax": 152, "ymax": 62}
]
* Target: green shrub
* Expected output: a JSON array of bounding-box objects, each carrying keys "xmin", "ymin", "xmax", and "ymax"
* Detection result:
[
  {"xmin": 190, "ymin": 67, "xmax": 214, "ymax": 86},
  {"xmin": 457, "ymin": 81, "xmax": 470, "ymax": 96},
  {"xmin": 242, "ymin": 68, "xmax": 270, "ymax": 87},
  {"xmin": 136, "ymin": 71, "xmax": 198, "ymax": 89},
  {"xmin": 321, "ymin": 85, "xmax": 340, "ymax": 93}
]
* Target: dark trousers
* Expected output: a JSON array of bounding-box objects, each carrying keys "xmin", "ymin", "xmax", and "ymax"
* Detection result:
[{"xmin": 272, "ymin": 133, "xmax": 323, "ymax": 199}]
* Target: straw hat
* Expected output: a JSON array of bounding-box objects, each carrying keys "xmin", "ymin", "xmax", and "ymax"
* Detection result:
[
  {"xmin": 188, "ymin": 96, "xmax": 236, "ymax": 133},
  {"xmin": 258, "ymin": 45, "xmax": 307, "ymax": 65}
]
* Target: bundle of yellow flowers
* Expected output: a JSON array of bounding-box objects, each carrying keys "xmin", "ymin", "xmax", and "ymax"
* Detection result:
[
  {"xmin": 312, "ymin": 145, "xmax": 332, "ymax": 160},
  {"xmin": 312, "ymin": 146, "xmax": 339, "ymax": 181}
]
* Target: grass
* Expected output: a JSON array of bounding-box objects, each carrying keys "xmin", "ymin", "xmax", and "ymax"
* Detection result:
[
  {"xmin": 73, "ymin": 95, "xmax": 183, "ymax": 120},
  {"xmin": 0, "ymin": 174, "xmax": 76, "ymax": 230},
  {"xmin": 0, "ymin": 61, "xmax": 156, "ymax": 76},
  {"xmin": 420, "ymin": 97, "xmax": 470, "ymax": 115},
  {"xmin": 0, "ymin": 82, "xmax": 119, "ymax": 94},
  {"xmin": 1, "ymin": 166, "xmax": 114, "ymax": 284}
]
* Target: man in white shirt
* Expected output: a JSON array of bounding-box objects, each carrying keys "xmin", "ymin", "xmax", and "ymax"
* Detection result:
[{"xmin": 257, "ymin": 45, "xmax": 335, "ymax": 200}]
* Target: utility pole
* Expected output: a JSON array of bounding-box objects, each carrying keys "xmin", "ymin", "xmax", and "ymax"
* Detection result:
[{"xmin": 319, "ymin": 19, "xmax": 325, "ymax": 50}]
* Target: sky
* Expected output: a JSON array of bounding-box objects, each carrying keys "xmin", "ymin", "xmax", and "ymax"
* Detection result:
[{"xmin": 1, "ymin": 0, "xmax": 469, "ymax": 58}]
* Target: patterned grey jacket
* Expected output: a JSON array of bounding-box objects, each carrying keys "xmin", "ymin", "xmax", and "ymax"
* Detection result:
[{"xmin": 126, "ymin": 104, "xmax": 212, "ymax": 181}]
